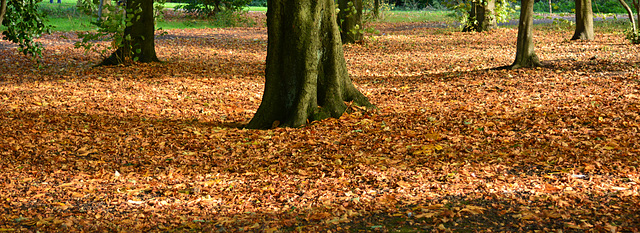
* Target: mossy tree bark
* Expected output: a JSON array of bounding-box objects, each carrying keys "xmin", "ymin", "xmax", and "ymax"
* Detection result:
[
  {"xmin": 463, "ymin": 0, "xmax": 496, "ymax": 32},
  {"xmin": 338, "ymin": 0, "xmax": 363, "ymax": 43},
  {"xmin": 100, "ymin": 0, "xmax": 159, "ymax": 65},
  {"xmin": 572, "ymin": 0, "xmax": 594, "ymax": 40},
  {"xmin": 510, "ymin": 0, "xmax": 541, "ymax": 69},
  {"xmin": 0, "ymin": 0, "xmax": 7, "ymax": 27},
  {"xmin": 246, "ymin": 0, "xmax": 374, "ymax": 129}
]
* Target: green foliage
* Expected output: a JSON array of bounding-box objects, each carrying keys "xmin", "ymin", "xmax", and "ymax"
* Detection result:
[
  {"xmin": 248, "ymin": 0, "xmax": 264, "ymax": 7},
  {"xmin": 445, "ymin": 0, "xmax": 515, "ymax": 30},
  {"xmin": 74, "ymin": 0, "xmax": 127, "ymax": 58},
  {"xmin": 533, "ymin": 0, "xmax": 635, "ymax": 14},
  {"xmin": 175, "ymin": 0, "xmax": 249, "ymax": 18},
  {"xmin": 363, "ymin": 0, "xmax": 392, "ymax": 20},
  {"xmin": 339, "ymin": 1, "xmax": 365, "ymax": 41},
  {"xmin": 39, "ymin": 2, "xmax": 84, "ymax": 18},
  {"xmin": 393, "ymin": 0, "xmax": 444, "ymax": 10},
  {"xmin": 209, "ymin": 9, "xmax": 254, "ymax": 27},
  {"xmin": 533, "ymin": 0, "xmax": 575, "ymax": 13},
  {"xmin": 625, "ymin": 27, "xmax": 640, "ymax": 44},
  {"xmin": 2, "ymin": 0, "xmax": 52, "ymax": 58}
]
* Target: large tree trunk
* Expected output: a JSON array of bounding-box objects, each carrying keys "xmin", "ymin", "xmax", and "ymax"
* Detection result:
[
  {"xmin": 510, "ymin": 0, "xmax": 541, "ymax": 69},
  {"xmin": 246, "ymin": 0, "xmax": 374, "ymax": 129},
  {"xmin": 618, "ymin": 0, "xmax": 637, "ymax": 34},
  {"xmin": 463, "ymin": 0, "xmax": 496, "ymax": 32},
  {"xmin": 0, "ymin": 0, "xmax": 7, "ymax": 27},
  {"xmin": 100, "ymin": 0, "xmax": 159, "ymax": 65},
  {"xmin": 338, "ymin": 0, "xmax": 363, "ymax": 43},
  {"xmin": 572, "ymin": 0, "xmax": 594, "ymax": 40}
]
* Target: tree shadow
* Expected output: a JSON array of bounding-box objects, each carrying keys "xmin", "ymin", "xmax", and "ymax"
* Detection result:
[{"xmin": 324, "ymin": 192, "xmax": 640, "ymax": 232}]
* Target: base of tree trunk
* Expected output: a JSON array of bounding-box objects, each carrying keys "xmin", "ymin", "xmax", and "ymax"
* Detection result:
[
  {"xmin": 99, "ymin": 47, "xmax": 160, "ymax": 66},
  {"xmin": 571, "ymin": 32, "xmax": 593, "ymax": 40},
  {"xmin": 246, "ymin": 0, "xmax": 374, "ymax": 129},
  {"xmin": 509, "ymin": 54, "xmax": 541, "ymax": 69}
]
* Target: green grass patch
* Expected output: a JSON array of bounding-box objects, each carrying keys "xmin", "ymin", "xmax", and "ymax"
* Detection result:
[
  {"xmin": 47, "ymin": 15, "xmax": 98, "ymax": 31},
  {"xmin": 381, "ymin": 10, "xmax": 455, "ymax": 23},
  {"xmin": 245, "ymin": 6, "xmax": 267, "ymax": 11}
]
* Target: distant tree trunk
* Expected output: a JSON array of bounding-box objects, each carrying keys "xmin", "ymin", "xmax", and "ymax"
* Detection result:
[
  {"xmin": 246, "ymin": 0, "xmax": 374, "ymax": 129},
  {"xmin": 634, "ymin": 0, "xmax": 640, "ymax": 32},
  {"xmin": 0, "ymin": 0, "xmax": 7, "ymax": 27},
  {"xmin": 338, "ymin": 0, "xmax": 363, "ymax": 43},
  {"xmin": 618, "ymin": 0, "xmax": 637, "ymax": 34},
  {"xmin": 572, "ymin": 0, "xmax": 594, "ymax": 40},
  {"xmin": 100, "ymin": 0, "xmax": 159, "ymax": 65},
  {"xmin": 212, "ymin": 0, "xmax": 222, "ymax": 16},
  {"xmin": 510, "ymin": 0, "xmax": 541, "ymax": 69},
  {"xmin": 374, "ymin": 0, "xmax": 380, "ymax": 19},
  {"xmin": 463, "ymin": 0, "xmax": 497, "ymax": 32}
]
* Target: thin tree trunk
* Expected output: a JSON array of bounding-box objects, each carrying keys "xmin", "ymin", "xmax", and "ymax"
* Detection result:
[
  {"xmin": 0, "ymin": 0, "xmax": 7, "ymax": 27},
  {"xmin": 246, "ymin": 0, "xmax": 373, "ymax": 129},
  {"xmin": 572, "ymin": 0, "xmax": 594, "ymax": 40},
  {"xmin": 634, "ymin": 0, "xmax": 640, "ymax": 31},
  {"xmin": 618, "ymin": 0, "xmax": 636, "ymax": 34},
  {"xmin": 338, "ymin": 0, "xmax": 363, "ymax": 43},
  {"xmin": 100, "ymin": 0, "xmax": 159, "ymax": 65},
  {"xmin": 374, "ymin": 0, "xmax": 380, "ymax": 19},
  {"xmin": 97, "ymin": 0, "xmax": 104, "ymax": 21},
  {"xmin": 510, "ymin": 0, "xmax": 541, "ymax": 69}
]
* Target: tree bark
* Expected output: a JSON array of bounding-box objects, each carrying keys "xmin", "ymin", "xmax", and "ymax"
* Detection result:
[
  {"xmin": 373, "ymin": 0, "xmax": 380, "ymax": 19},
  {"xmin": 618, "ymin": 0, "xmax": 636, "ymax": 34},
  {"xmin": 0, "ymin": 0, "xmax": 7, "ymax": 27},
  {"xmin": 510, "ymin": 0, "xmax": 541, "ymax": 69},
  {"xmin": 246, "ymin": 0, "xmax": 374, "ymax": 129},
  {"xmin": 572, "ymin": 0, "xmax": 594, "ymax": 40},
  {"xmin": 100, "ymin": 0, "xmax": 159, "ymax": 65},
  {"xmin": 634, "ymin": 0, "xmax": 640, "ymax": 32},
  {"xmin": 463, "ymin": 0, "xmax": 496, "ymax": 32},
  {"xmin": 338, "ymin": 0, "xmax": 363, "ymax": 43}
]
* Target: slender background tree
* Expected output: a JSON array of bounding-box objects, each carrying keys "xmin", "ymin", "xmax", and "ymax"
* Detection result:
[
  {"xmin": 572, "ymin": 0, "xmax": 594, "ymax": 40},
  {"xmin": 510, "ymin": 0, "xmax": 541, "ymax": 69}
]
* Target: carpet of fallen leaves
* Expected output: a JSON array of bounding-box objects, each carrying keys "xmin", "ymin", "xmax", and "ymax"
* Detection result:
[{"xmin": 1, "ymin": 15, "xmax": 640, "ymax": 232}]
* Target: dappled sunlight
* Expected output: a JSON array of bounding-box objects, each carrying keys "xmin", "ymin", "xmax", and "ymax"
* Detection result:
[{"xmin": 1, "ymin": 20, "xmax": 639, "ymax": 231}]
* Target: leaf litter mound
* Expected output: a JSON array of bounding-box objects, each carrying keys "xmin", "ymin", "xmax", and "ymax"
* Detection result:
[{"xmin": 1, "ymin": 20, "xmax": 639, "ymax": 232}]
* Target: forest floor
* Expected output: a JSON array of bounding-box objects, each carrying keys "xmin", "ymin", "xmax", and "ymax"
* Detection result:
[{"xmin": 1, "ymin": 16, "xmax": 639, "ymax": 232}]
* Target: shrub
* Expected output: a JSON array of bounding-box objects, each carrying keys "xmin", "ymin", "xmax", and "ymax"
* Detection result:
[
  {"xmin": 175, "ymin": 0, "xmax": 250, "ymax": 17},
  {"xmin": 533, "ymin": 0, "xmax": 634, "ymax": 14},
  {"xmin": 248, "ymin": 0, "xmax": 265, "ymax": 7}
]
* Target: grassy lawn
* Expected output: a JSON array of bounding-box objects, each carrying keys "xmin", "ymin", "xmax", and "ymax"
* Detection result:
[{"xmin": 382, "ymin": 10, "xmax": 455, "ymax": 23}]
